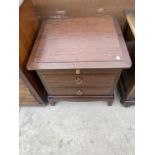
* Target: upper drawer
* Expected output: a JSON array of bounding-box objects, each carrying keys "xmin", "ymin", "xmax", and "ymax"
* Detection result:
[
  {"xmin": 37, "ymin": 69, "xmax": 118, "ymax": 75},
  {"xmin": 39, "ymin": 74, "xmax": 116, "ymax": 87}
]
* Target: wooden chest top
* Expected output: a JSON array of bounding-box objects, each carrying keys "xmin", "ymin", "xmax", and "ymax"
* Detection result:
[{"xmin": 27, "ymin": 16, "xmax": 131, "ymax": 70}]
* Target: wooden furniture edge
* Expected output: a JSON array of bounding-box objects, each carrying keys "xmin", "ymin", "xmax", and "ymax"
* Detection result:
[
  {"xmin": 19, "ymin": 68, "xmax": 48, "ymax": 105},
  {"xmin": 118, "ymin": 75, "xmax": 135, "ymax": 107},
  {"xmin": 48, "ymin": 95, "xmax": 114, "ymax": 106},
  {"xmin": 27, "ymin": 16, "xmax": 132, "ymax": 70}
]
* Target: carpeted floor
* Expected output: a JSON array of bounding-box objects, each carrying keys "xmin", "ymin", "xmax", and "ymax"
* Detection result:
[{"xmin": 19, "ymin": 92, "xmax": 135, "ymax": 155}]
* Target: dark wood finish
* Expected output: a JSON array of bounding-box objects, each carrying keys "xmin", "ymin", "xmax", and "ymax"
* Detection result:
[
  {"xmin": 48, "ymin": 95, "xmax": 114, "ymax": 106},
  {"xmin": 27, "ymin": 17, "xmax": 131, "ymax": 70},
  {"xmin": 27, "ymin": 16, "xmax": 131, "ymax": 105},
  {"xmin": 47, "ymin": 87, "xmax": 112, "ymax": 96},
  {"xmin": 32, "ymin": 0, "xmax": 134, "ymax": 28},
  {"xmin": 118, "ymin": 42, "xmax": 135, "ymax": 106},
  {"xmin": 118, "ymin": 10, "xmax": 135, "ymax": 106},
  {"xmin": 19, "ymin": 77, "xmax": 38, "ymax": 106},
  {"xmin": 36, "ymin": 69, "xmax": 118, "ymax": 75},
  {"xmin": 19, "ymin": 0, "xmax": 47, "ymax": 105},
  {"xmin": 37, "ymin": 72, "xmax": 117, "ymax": 87},
  {"xmin": 20, "ymin": 69, "xmax": 47, "ymax": 106}
]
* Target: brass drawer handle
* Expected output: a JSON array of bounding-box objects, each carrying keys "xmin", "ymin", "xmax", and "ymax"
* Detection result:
[
  {"xmin": 75, "ymin": 69, "xmax": 80, "ymax": 75},
  {"xmin": 76, "ymin": 89, "xmax": 83, "ymax": 95},
  {"xmin": 75, "ymin": 77, "xmax": 83, "ymax": 85}
]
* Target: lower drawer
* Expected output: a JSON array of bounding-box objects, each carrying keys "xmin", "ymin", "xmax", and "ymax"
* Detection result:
[{"xmin": 47, "ymin": 87, "xmax": 112, "ymax": 96}]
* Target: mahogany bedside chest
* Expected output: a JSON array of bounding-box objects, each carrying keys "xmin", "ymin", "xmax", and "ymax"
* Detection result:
[{"xmin": 27, "ymin": 16, "xmax": 131, "ymax": 106}]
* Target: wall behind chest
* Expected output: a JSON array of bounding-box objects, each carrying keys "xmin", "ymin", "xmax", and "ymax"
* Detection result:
[{"xmin": 32, "ymin": 0, "xmax": 135, "ymax": 28}]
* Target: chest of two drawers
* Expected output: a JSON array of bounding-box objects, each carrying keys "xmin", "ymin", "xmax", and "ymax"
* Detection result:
[
  {"xmin": 37, "ymin": 69, "xmax": 120, "ymax": 98},
  {"xmin": 27, "ymin": 17, "xmax": 132, "ymax": 105}
]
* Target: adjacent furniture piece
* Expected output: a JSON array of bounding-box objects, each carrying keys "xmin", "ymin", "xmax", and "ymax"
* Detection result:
[
  {"xmin": 19, "ymin": 71, "xmax": 38, "ymax": 106},
  {"xmin": 118, "ymin": 10, "xmax": 135, "ymax": 106},
  {"xmin": 125, "ymin": 11, "xmax": 135, "ymax": 37},
  {"xmin": 27, "ymin": 16, "xmax": 131, "ymax": 106},
  {"xmin": 19, "ymin": 0, "xmax": 47, "ymax": 106}
]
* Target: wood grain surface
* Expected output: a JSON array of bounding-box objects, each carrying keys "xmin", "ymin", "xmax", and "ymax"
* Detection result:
[
  {"xmin": 36, "ymin": 68, "xmax": 121, "ymax": 106},
  {"xmin": 26, "ymin": 15, "xmax": 131, "ymax": 105},
  {"xmin": 37, "ymin": 69, "xmax": 118, "ymax": 96},
  {"xmin": 47, "ymin": 87, "xmax": 113, "ymax": 96},
  {"xmin": 39, "ymin": 74, "xmax": 116, "ymax": 87},
  {"xmin": 19, "ymin": 77, "xmax": 38, "ymax": 106},
  {"xmin": 27, "ymin": 16, "xmax": 131, "ymax": 70}
]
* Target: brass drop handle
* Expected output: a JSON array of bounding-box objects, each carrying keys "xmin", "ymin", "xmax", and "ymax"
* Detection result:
[
  {"xmin": 75, "ymin": 77, "xmax": 83, "ymax": 85},
  {"xmin": 76, "ymin": 89, "xmax": 83, "ymax": 95},
  {"xmin": 75, "ymin": 69, "xmax": 80, "ymax": 75}
]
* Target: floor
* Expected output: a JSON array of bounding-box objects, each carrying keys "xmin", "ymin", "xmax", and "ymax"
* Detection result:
[{"xmin": 19, "ymin": 92, "xmax": 135, "ymax": 155}]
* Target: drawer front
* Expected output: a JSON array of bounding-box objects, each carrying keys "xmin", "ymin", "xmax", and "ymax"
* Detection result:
[
  {"xmin": 40, "ymin": 74, "xmax": 116, "ymax": 87},
  {"xmin": 47, "ymin": 87, "xmax": 112, "ymax": 96},
  {"xmin": 38, "ymin": 69, "xmax": 118, "ymax": 75}
]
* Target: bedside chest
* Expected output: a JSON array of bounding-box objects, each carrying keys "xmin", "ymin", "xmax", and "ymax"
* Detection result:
[{"xmin": 27, "ymin": 16, "xmax": 131, "ymax": 106}]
